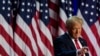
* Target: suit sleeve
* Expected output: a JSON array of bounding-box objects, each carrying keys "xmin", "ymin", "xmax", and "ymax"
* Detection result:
[{"xmin": 54, "ymin": 38, "xmax": 77, "ymax": 56}]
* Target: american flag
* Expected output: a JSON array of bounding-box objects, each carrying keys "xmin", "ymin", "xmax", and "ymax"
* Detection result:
[
  {"xmin": 0, "ymin": 0, "xmax": 54, "ymax": 56},
  {"xmin": 0, "ymin": 0, "xmax": 100, "ymax": 56},
  {"xmin": 77, "ymin": 0, "xmax": 100, "ymax": 56}
]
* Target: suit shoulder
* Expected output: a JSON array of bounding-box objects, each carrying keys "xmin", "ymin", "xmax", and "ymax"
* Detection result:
[
  {"xmin": 79, "ymin": 38, "xmax": 87, "ymax": 42},
  {"xmin": 54, "ymin": 33, "xmax": 68, "ymax": 41}
]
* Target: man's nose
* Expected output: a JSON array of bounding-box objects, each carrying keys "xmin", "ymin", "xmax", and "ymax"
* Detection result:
[{"xmin": 76, "ymin": 29, "xmax": 79, "ymax": 33}]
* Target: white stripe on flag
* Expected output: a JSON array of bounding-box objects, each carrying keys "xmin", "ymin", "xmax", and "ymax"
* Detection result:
[
  {"xmin": 16, "ymin": 15, "xmax": 38, "ymax": 56},
  {"xmin": 36, "ymin": 1, "xmax": 53, "ymax": 46},
  {"xmin": 0, "ymin": 35, "xmax": 18, "ymax": 56},
  {"xmin": 39, "ymin": 20, "xmax": 53, "ymax": 46},
  {"xmin": 14, "ymin": 33, "xmax": 32, "ymax": 56},
  {"xmin": 58, "ymin": 27, "xmax": 65, "ymax": 36},
  {"xmin": 77, "ymin": 10, "xmax": 100, "ymax": 56},
  {"xmin": 32, "ymin": 17, "xmax": 52, "ymax": 56},
  {"xmin": 95, "ymin": 20, "xmax": 100, "ymax": 37},
  {"xmin": 36, "ymin": 1, "xmax": 40, "ymax": 13},
  {"xmin": 59, "ymin": 8, "xmax": 68, "ymax": 23},
  {"xmin": 50, "ymin": 26, "xmax": 57, "ymax": 36},
  {"xmin": 39, "ymin": 20, "xmax": 53, "ymax": 56},
  {"xmin": 32, "ymin": 17, "xmax": 44, "ymax": 56},
  {"xmin": 0, "ymin": 14, "xmax": 13, "ymax": 38},
  {"xmin": 49, "ymin": 8, "xmax": 57, "ymax": 20},
  {"xmin": 50, "ymin": 0, "xmax": 58, "ymax": 5}
]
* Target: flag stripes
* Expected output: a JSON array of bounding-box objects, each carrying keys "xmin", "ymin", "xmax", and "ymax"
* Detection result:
[
  {"xmin": 0, "ymin": 0, "xmax": 100, "ymax": 56},
  {"xmin": 77, "ymin": 10, "xmax": 100, "ymax": 56},
  {"xmin": 15, "ymin": 15, "xmax": 37, "ymax": 56},
  {"xmin": 0, "ymin": 45, "xmax": 9, "ymax": 56}
]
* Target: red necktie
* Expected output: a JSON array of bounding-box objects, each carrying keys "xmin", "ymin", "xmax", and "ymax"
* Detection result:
[
  {"xmin": 74, "ymin": 39, "xmax": 80, "ymax": 49},
  {"xmin": 75, "ymin": 39, "xmax": 84, "ymax": 56}
]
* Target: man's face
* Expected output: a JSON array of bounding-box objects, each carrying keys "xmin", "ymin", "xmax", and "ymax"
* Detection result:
[{"xmin": 68, "ymin": 22, "xmax": 82, "ymax": 39}]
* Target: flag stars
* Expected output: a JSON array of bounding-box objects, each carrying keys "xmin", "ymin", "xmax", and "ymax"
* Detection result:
[
  {"xmin": 22, "ymin": 2, "xmax": 25, "ymax": 6},
  {"xmin": 85, "ymin": 11, "xmax": 88, "ymax": 14},
  {"xmin": 14, "ymin": 1, "xmax": 17, "ymax": 4},
  {"xmin": 45, "ymin": 10, "xmax": 48, "ymax": 13},
  {"xmin": 45, "ymin": 16, "xmax": 48, "ymax": 19},
  {"xmin": 69, "ymin": 7, "xmax": 72, "ymax": 11},
  {"xmin": 21, "ymin": 8, "xmax": 24, "ymax": 12},
  {"xmin": 8, "ymin": 7, "xmax": 11, "ymax": 11},
  {"xmin": 85, "ymin": 4, "xmax": 89, "ymax": 7},
  {"xmin": 27, "ymin": 2, "xmax": 31, "ymax": 6},
  {"xmin": 90, "ymin": 12, "xmax": 94, "ymax": 15},
  {"xmin": 45, "ymin": 3, "xmax": 48, "ymax": 7},
  {"xmin": 69, "ymin": 1, "xmax": 72, "ymax": 5},
  {"xmin": 27, "ymin": 9, "xmax": 30, "ymax": 12},
  {"xmin": 27, "ymin": 15, "xmax": 30, "ymax": 18},
  {"xmin": 90, "ymin": 19, "xmax": 93, "ymax": 22},
  {"xmin": 81, "ymin": 2, "xmax": 84, "ymax": 6},
  {"xmin": 8, "ymin": 0, "xmax": 11, "ymax": 5},
  {"xmin": 61, "ymin": 0, "xmax": 65, "ymax": 3},
  {"xmin": 80, "ymin": 0, "xmax": 98, "ymax": 25},
  {"xmin": 2, "ymin": 7, "xmax": 5, "ymax": 10},
  {"xmin": 40, "ymin": 9, "xmax": 43, "ymax": 12},
  {"xmin": 66, "ymin": 7, "xmax": 68, "ymax": 10},
  {"xmin": 91, "ymin": 5, "xmax": 94, "ymax": 9},
  {"xmin": 69, "ymin": 14, "xmax": 72, "ymax": 17},
  {"xmin": 7, "ymin": 13, "xmax": 10, "ymax": 17},
  {"xmin": 40, "ymin": 3, "xmax": 43, "ymax": 6},
  {"xmin": 96, "ymin": 13, "xmax": 98, "ymax": 17},
  {"xmin": 92, "ymin": 0, "xmax": 95, "ymax": 2},
  {"xmin": 2, "ymin": 0, "xmax": 6, "ymax": 4}
]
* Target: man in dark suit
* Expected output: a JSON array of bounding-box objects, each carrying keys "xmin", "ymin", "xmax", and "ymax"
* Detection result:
[{"xmin": 54, "ymin": 16, "xmax": 89, "ymax": 56}]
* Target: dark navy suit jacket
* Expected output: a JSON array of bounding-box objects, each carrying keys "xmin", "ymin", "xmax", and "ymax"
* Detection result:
[{"xmin": 54, "ymin": 33, "xmax": 89, "ymax": 56}]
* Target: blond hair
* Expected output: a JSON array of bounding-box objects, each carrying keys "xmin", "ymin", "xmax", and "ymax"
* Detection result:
[{"xmin": 66, "ymin": 16, "xmax": 83, "ymax": 28}]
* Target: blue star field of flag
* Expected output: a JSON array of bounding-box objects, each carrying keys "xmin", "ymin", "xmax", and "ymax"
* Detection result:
[
  {"xmin": 18, "ymin": 0, "xmax": 36, "ymax": 24},
  {"xmin": 79, "ymin": 0, "xmax": 99, "ymax": 26},
  {"xmin": 60, "ymin": 0, "xmax": 74, "ymax": 17},
  {"xmin": 60, "ymin": 0, "xmax": 100, "ymax": 26},
  {"xmin": 38, "ymin": 0, "xmax": 50, "ymax": 25},
  {"xmin": 0, "ymin": 0, "xmax": 12, "ymax": 23}
]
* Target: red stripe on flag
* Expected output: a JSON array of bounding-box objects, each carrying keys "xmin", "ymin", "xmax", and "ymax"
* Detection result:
[
  {"xmin": 39, "ymin": 29, "xmax": 54, "ymax": 56},
  {"xmin": 58, "ymin": 17, "xmax": 67, "ymax": 31},
  {"xmin": 29, "ymin": 24, "xmax": 44, "ymax": 56},
  {"xmin": 37, "ymin": 11, "xmax": 54, "ymax": 56},
  {"xmin": 49, "ymin": 18, "xmax": 59, "ymax": 39},
  {"xmin": 0, "ymin": 26, "xmax": 25, "ymax": 56},
  {"xmin": 34, "ymin": 11, "xmax": 54, "ymax": 56},
  {"xmin": 0, "ymin": 45, "xmax": 9, "ymax": 56},
  {"xmin": 48, "ymin": 0, "xmax": 59, "ymax": 13},
  {"xmin": 82, "ymin": 29, "xmax": 97, "ymax": 56},
  {"xmin": 90, "ymin": 24, "xmax": 100, "ymax": 46},
  {"xmin": 50, "ymin": 18, "xmax": 58, "ymax": 28},
  {"xmin": 15, "ymin": 25, "xmax": 36, "ymax": 56},
  {"xmin": 34, "ymin": 12, "xmax": 47, "ymax": 56}
]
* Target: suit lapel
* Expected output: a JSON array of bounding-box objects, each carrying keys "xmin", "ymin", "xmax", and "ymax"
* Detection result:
[
  {"xmin": 79, "ymin": 38, "xmax": 86, "ymax": 47},
  {"xmin": 64, "ymin": 33, "xmax": 76, "ymax": 50}
]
